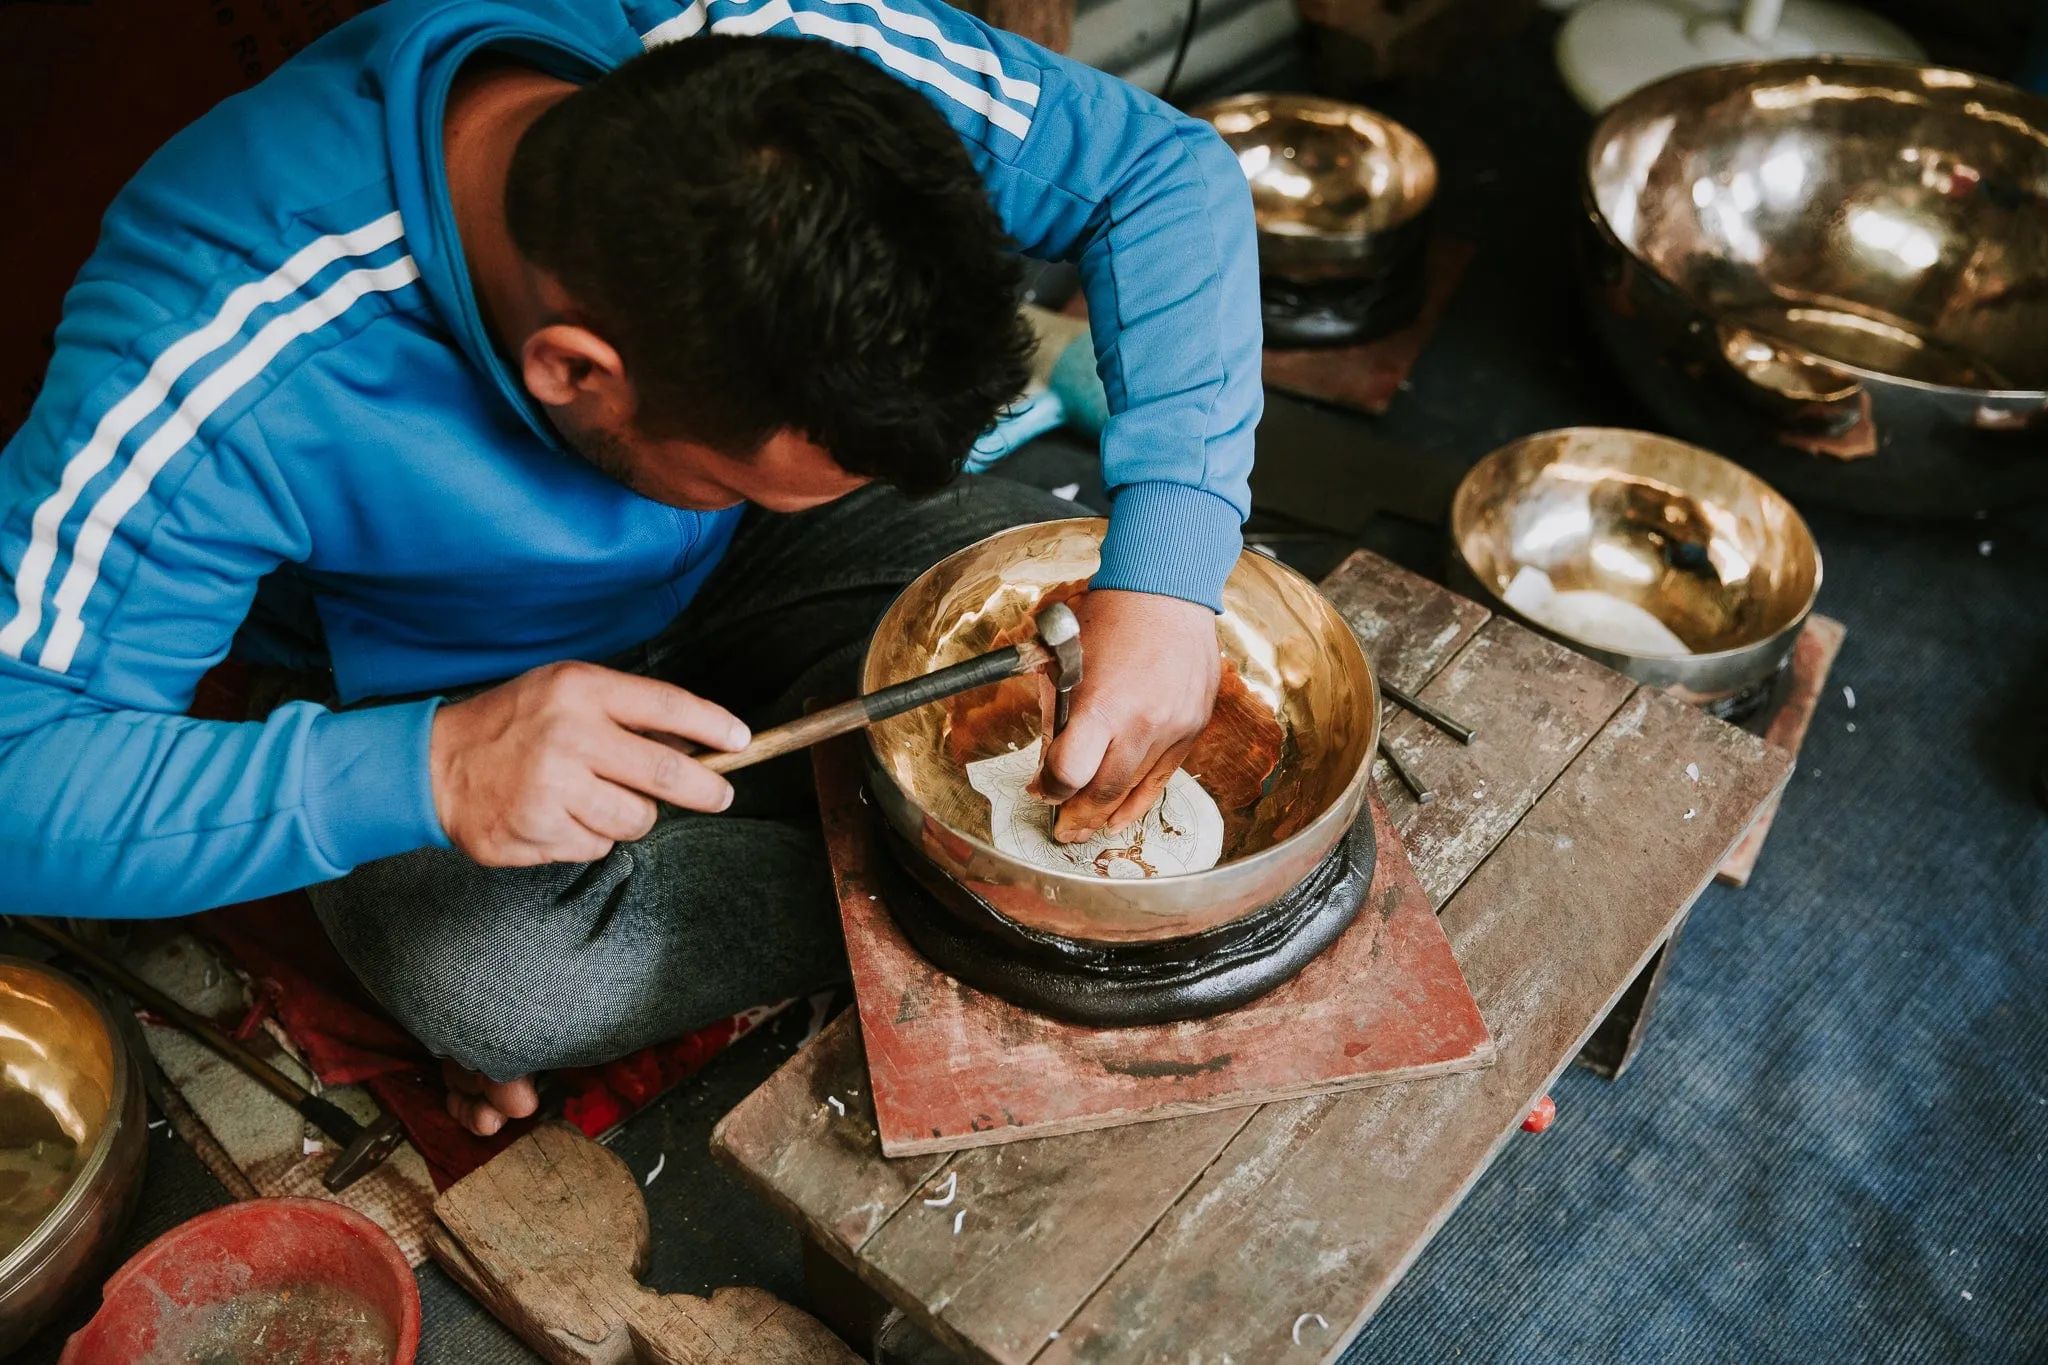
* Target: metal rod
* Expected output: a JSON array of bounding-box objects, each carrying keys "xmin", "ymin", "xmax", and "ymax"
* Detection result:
[
  {"xmin": 700, "ymin": 639, "xmax": 1051, "ymax": 775},
  {"xmin": 1380, "ymin": 681, "xmax": 1475, "ymax": 745},
  {"xmin": 1378, "ymin": 739, "xmax": 1434, "ymax": 804}
]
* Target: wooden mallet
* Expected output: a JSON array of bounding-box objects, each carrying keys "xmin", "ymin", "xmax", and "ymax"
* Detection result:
[{"xmin": 696, "ymin": 603, "xmax": 1082, "ymax": 774}]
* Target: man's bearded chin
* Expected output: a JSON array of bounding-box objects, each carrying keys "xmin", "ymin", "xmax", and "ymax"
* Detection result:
[{"xmin": 561, "ymin": 421, "xmax": 647, "ymax": 496}]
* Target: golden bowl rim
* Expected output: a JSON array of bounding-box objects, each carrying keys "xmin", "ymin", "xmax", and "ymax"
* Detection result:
[
  {"xmin": 1191, "ymin": 90, "xmax": 1441, "ymax": 240},
  {"xmin": 1451, "ymin": 426, "xmax": 1824, "ymax": 665},
  {"xmin": 1581, "ymin": 54, "xmax": 2048, "ymax": 402},
  {"xmin": 0, "ymin": 954, "xmax": 135, "ymax": 1286},
  {"xmin": 860, "ymin": 518, "xmax": 1380, "ymax": 900}
]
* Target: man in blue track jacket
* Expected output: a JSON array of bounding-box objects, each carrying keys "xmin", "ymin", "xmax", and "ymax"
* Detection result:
[{"xmin": 0, "ymin": 0, "xmax": 1261, "ymax": 1133}]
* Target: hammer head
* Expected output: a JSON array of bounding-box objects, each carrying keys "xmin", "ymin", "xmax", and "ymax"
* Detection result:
[
  {"xmin": 321, "ymin": 1111, "xmax": 407, "ymax": 1193},
  {"xmin": 1034, "ymin": 603, "xmax": 1083, "ymax": 733}
]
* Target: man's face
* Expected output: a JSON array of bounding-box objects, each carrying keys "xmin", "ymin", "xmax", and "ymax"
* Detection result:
[{"xmin": 562, "ymin": 415, "xmax": 872, "ymax": 514}]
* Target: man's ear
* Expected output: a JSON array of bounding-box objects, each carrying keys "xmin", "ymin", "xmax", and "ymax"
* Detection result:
[{"xmin": 520, "ymin": 324, "xmax": 627, "ymax": 411}]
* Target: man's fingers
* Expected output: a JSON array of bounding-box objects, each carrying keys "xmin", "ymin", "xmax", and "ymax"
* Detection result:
[
  {"xmin": 1038, "ymin": 714, "xmax": 1112, "ymax": 805},
  {"xmin": 568, "ymin": 774, "xmax": 660, "ymax": 842},
  {"xmin": 1053, "ymin": 734, "xmax": 1154, "ymax": 842},
  {"xmin": 1105, "ymin": 742, "xmax": 1190, "ymax": 832},
  {"xmin": 577, "ymin": 666, "xmax": 750, "ymax": 752},
  {"xmin": 592, "ymin": 730, "xmax": 735, "ymax": 813}
]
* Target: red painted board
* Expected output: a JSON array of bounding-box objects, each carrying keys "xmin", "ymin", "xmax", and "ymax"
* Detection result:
[{"xmin": 815, "ymin": 736, "xmax": 1495, "ymax": 1157}]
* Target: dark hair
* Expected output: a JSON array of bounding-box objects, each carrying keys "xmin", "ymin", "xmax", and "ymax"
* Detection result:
[{"xmin": 505, "ymin": 36, "xmax": 1034, "ymax": 494}]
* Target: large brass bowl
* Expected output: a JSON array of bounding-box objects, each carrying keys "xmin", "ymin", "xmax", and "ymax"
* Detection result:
[
  {"xmin": 0, "ymin": 954, "xmax": 146, "ymax": 1354},
  {"xmin": 1581, "ymin": 58, "xmax": 2048, "ymax": 514},
  {"xmin": 1193, "ymin": 92, "xmax": 1437, "ymax": 283},
  {"xmin": 863, "ymin": 520, "xmax": 1379, "ymax": 943},
  {"xmin": 1452, "ymin": 428, "xmax": 1821, "ymax": 704}
]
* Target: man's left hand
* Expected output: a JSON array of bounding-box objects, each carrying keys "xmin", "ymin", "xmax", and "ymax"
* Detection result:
[{"xmin": 1037, "ymin": 588, "xmax": 1220, "ymax": 842}]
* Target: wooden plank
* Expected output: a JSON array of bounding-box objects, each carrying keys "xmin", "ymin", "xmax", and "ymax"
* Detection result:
[
  {"xmin": 1317, "ymin": 550, "xmax": 1488, "ymax": 693},
  {"xmin": 1379, "ymin": 619, "xmax": 1637, "ymax": 905},
  {"xmin": 825, "ymin": 727, "xmax": 1492, "ymax": 1154},
  {"xmin": 861, "ymin": 1111, "xmax": 1257, "ymax": 1365},
  {"xmin": 710, "ymin": 1013, "xmax": 947, "ymax": 1258},
  {"xmin": 1718, "ymin": 613, "xmax": 1846, "ymax": 887},
  {"xmin": 1036, "ymin": 688, "xmax": 1793, "ymax": 1364},
  {"xmin": 432, "ymin": 1123, "xmax": 857, "ymax": 1364}
]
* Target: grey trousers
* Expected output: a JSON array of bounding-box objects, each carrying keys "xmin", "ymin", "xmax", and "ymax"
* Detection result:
[{"xmin": 309, "ymin": 476, "xmax": 1073, "ymax": 1080}]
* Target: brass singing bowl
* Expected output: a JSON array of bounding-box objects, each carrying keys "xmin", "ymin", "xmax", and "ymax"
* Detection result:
[
  {"xmin": 1452, "ymin": 428, "xmax": 1821, "ymax": 703},
  {"xmin": 1193, "ymin": 92, "xmax": 1438, "ymax": 283},
  {"xmin": 1581, "ymin": 58, "xmax": 2048, "ymax": 514},
  {"xmin": 863, "ymin": 520, "xmax": 1379, "ymax": 943},
  {"xmin": 0, "ymin": 955, "xmax": 146, "ymax": 1354}
]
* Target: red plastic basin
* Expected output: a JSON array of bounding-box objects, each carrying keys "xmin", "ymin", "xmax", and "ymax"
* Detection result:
[{"xmin": 60, "ymin": 1197, "xmax": 419, "ymax": 1365}]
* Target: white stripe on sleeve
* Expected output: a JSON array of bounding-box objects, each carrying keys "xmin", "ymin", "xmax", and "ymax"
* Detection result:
[
  {"xmin": 0, "ymin": 211, "xmax": 406, "ymax": 663},
  {"xmin": 708, "ymin": 0, "xmax": 796, "ymax": 36},
  {"xmin": 784, "ymin": 8, "xmax": 1033, "ymax": 139},
  {"xmin": 641, "ymin": 0, "xmax": 708, "ymax": 45},
  {"xmin": 36, "ymin": 255, "xmax": 423, "ymax": 675},
  {"xmin": 815, "ymin": 0, "xmax": 1038, "ymax": 107}
]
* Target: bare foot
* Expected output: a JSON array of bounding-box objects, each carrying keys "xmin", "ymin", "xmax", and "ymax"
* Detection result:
[{"xmin": 442, "ymin": 1059, "xmax": 539, "ymax": 1137}]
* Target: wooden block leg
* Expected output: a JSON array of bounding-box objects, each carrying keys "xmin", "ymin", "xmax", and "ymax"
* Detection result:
[
  {"xmin": 1577, "ymin": 915, "xmax": 1688, "ymax": 1080},
  {"xmin": 430, "ymin": 1123, "xmax": 861, "ymax": 1365}
]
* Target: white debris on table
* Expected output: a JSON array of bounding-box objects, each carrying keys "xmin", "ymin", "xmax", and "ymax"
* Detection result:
[
  {"xmin": 645, "ymin": 1152, "xmax": 666, "ymax": 1186},
  {"xmin": 923, "ymin": 1171, "xmax": 958, "ymax": 1207},
  {"xmin": 1051, "ymin": 482, "xmax": 1081, "ymax": 502},
  {"xmin": 1291, "ymin": 1312, "xmax": 1329, "ymax": 1345},
  {"xmin": 1685, "ymin": 762, "xmax": 1700, "ymax": 783},
  {"xmin": 1842, "ymin": 686, "xmax": 1856, "ymax": 709},
  {"xmin": 952, "ymin": 1208, "xmax": 966, "ymax": 1236}
]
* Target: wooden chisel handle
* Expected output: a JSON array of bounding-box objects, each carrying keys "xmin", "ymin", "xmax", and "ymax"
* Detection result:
[{"xmin": 698, "ymin": 638, "xmax": 1053, "ymax": 775}]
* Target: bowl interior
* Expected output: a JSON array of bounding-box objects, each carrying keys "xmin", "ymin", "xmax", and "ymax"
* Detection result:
[
  {"xmin": 0, "ymin": 961, "xmax": 116, "ymax": 1262},
  {"xmin": 1199, "ymin": 93, "xmax": 1437, "ymax": 239},
  {"xmin": 1452, "ymin": 428, "xmax": 1819, "ymax": 657},
  {"xmin": 1587, "ymin": 58, "xmax": 2048, "ymax": 392},
  {"xmin": 863, "ymin": 520, "xmax": 1376, "ymax": 872}
]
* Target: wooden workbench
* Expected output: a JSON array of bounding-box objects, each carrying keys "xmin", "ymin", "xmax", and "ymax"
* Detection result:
[{"xmin": 712, "ymin": 550, "xmax": 1793, "ymax": 1364}]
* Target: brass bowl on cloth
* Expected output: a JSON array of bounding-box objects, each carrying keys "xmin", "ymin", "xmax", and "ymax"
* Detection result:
[
  {"xmin": 0, "ymin": 954, "xmax": 147, "ymax": 1354},
  {"xmin": 863, "ymin": 519, "xmax": 1380, "ymax": 945},
  {"xmin": 1194, "ymin": 93, "xmax": 1438, "ymax": 345},
  {"xmin": 1580, "ymin": 57, "xmax": 2048, "ymax": 514},
  {"xmin": 1451, "ymin": 428, "xmax": 1821, "ymax": 708}
]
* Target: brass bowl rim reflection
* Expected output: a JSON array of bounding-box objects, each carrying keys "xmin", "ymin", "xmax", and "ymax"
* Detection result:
[
  {"xmin": 0, "ymin": 955, "xmax": 134, "ymax": 1286},
  {"xmin": 1582, "ymin": 55, "xmax": 2048, "ymax": 402},
  {"xmin": 860, "ymin": 519, "xmax": 1380, "ymax": 939},
  {"xmin": 1451, "ymin": 426, "xmax": 1823, "ymax": 666},
  {"xmin": 1193, "ymin": 91, "xmax": 1440, "ymax": 241}
]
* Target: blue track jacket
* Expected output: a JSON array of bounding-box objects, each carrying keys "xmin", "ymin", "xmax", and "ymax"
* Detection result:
[{"xmin": 0, "ymin": 0, "xmax": 1262, "ymax": 916}]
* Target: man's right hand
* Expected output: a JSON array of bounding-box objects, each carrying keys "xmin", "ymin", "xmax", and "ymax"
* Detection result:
[{"xmin": 428, "ymin": 661, "xmax": 749, "ymax": 866}]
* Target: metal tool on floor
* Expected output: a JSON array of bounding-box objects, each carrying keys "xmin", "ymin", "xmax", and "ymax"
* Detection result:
[
  {"xmin": 14, "ymin": 918, "xmax": 406, "ymax": 1193},
  {"xmin": 1382, "ymin": 680, "xmax": 1475, "ymax": 744},
  {"xmin": 696, "ymin": 603, "xmax": 1083, "ymax": 774},
  {"xmin": 1379, "ymin": 738, "xmax": 1435, "ymax": 804}
]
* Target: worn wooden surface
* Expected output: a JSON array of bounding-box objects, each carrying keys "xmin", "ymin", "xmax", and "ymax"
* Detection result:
[
  {"xmin": 812, "ymin": 728, "xmax": 1491, "ymax": 1155},
  {"xmin": 431, "ymin": 1123, "xmax": 857, "ymax": 1365},
  {"xmin": 713, "ymin": 551, "xmax": 1795, "ymax": 1365},
  {"xmin": 1043, "ymin": 688, "xmax": 1791, "ymax": 1362},
  {"xmin": 1718, "ymin": 613, "xmax": 1846, "ymax": 887},
  {"xmin": 1261, "ymin": 238, "xmax": 1475, "ymax": 416},
  {"xmin": 1315, "ymin": 550, "xmax": 1487, "ymax": 692}
]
